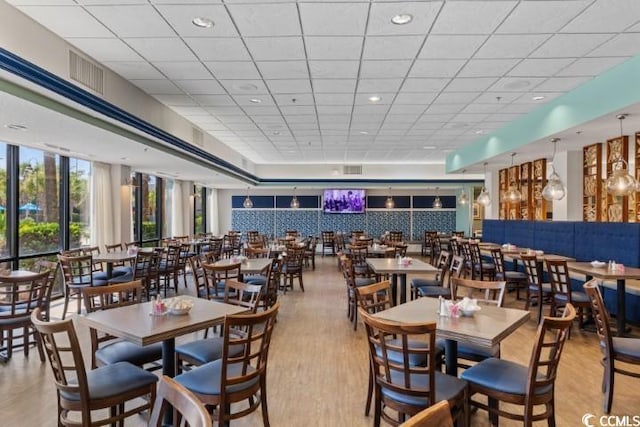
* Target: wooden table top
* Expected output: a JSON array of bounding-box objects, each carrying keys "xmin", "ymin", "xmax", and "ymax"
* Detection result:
[
  {"xmin": 374, "ymin": 297, "xmax": 530, "ymax": 348},
  {"xmin": 211, "ymin": 257, "xmax": 272, "ymax": 275},
  {"xmin": 79, "ymin": 299, "xmax": 247, "ymax": 347},
  {"xmin": 366, "ymin": 257, "xmax": 438, "ymax": 275},
  {"xmin": 93, "ymin": 250, "xmax": 136, "ymax": 263},
  {"xmin": 0, "ymin": 270, "xmax": 40, "ymax": 280},
  {"xmin": 566, "ymin": 262, "xmax": 640, "ymax": 280}
]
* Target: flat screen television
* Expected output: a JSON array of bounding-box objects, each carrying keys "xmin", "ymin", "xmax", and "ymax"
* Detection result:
[{"xmin": 323, "ymin": 189, "xmax": 366, "ymax": 214}]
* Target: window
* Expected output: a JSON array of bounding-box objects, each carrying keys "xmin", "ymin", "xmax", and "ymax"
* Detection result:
[
  {"xmin": 70, "ymin": 158, "xmax": 91, "ymax": 246},
  {"xmin": 0, "ymin": 143, "xmax": 6, "ymax": 259},
  {"xmin": 141, "ymin": 174, "xmax": 157, "ymax": 242},
  {"xmin": 194, "ymin": 185, "xmax": 203, "ymax": 234},
  {"xmin": 163, "ymin": 178, "xmax": 174, "ymax": 238},
  {"xmin": 18, "ymin": 147, "xmax": 60, "ymax": 255}
]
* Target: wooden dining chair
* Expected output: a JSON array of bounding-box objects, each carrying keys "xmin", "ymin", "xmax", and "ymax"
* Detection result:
[
  {"xmin": 359, "ymin": 308, "xmax": 468, "ymax": 427},
  {"xmin": 174, "ymin": 303, "xmax": 280, "ymax": 427},
  {"xmin": 321, "ymin": 230, "xmax": 336, "ymax": 256},
  {"xmin": 411, "ymin": 251, "xmax": 451, "ymax": 300},
  {"xmin": 31, "ymin": 307, "xmax": 158, "ymax": 427},
  {"xmin": 58, "ymin": 253, "xmax": 108, "ymax": 319},
  {"xmin": 34, "ymin": 259, "xmax": 59, "ymax": 322},
  {"xmin": 400, "ymin": 400, "xmax": 453, "ymax": 427},
  {"xmin": 584, "ymin": 280, "xmax": 640, "ymax": 413},
  {"xmin": 545, "ymin": 258, "xmax": 590, "ymax": 334},
  {"xmin": 83, "ymin": 280, "xmax": 163, "ymax": 370},
  {"xmin": 281, "ymin": 245, "xmax": 305, "ymax": 293},
  {"xmin": 490, "ymin": 248, "xmax": 528, "ymax": 299},
  {"xmin": 468, "ymin": 242, "xmax": 495, "ymax": 281},
  {"xmin": 341, "ymin": 255, "xmax": 376, "ymax": 331},
  {"xmin": 521, "ymin": 254, "xmax": 552, "ymax": 324},
  {"xmin": 149, "ymin": 376, "xmax": 211, "ymax": 427},
  {"xmin": 202, "ymin": 261, "xmax": 242, "ymax": 301},
  {"xmin": 417, "ymin": 255, "xmax": 464, "ymax": 299},
  {"xmin": 461, "ymin": 304, "xmax": 576, "ymax": 426}
]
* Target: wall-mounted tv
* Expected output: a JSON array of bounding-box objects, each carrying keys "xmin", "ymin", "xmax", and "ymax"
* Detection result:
[{"xmin": 323, "ymin": 189, "xmax": 366, "ymax": 214}]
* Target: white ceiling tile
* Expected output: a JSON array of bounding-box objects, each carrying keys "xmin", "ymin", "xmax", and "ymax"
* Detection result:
[
  {"xmin": 184, "ymin": 38, "xmax": 250, "ymax": 61},
  {"xmin": 192, "ymin": 95, "xmax": 235, "ymax": 106},
  {"xmin": 68, "ymin": 38, "xmax": 143, "ymax": 62},
  {"xmin": 244, "ymin": 37, "xmax": 305, "ymax": 61},
  {"xmin": 431, "ymin": 1, "xmax": 517, "ymax": 34},
  {"xmin": 153, "ymin": 94, "xmax": 195, "ymax": 106},
  {"xmin": 474, "ymin": 92, "xmax": 523, "ymax": 103},
  {"xmin": 204, "ymin": 61, "xmax": 260, "ymax": 79},
  {"xmin": 508, "ymin": 58, "xmax": 575, "ymax": 77},
  {"xmin": 189, "ymin": 115, "xmax": 221, "ymax": 125},
  {"xmin": 489, "ymin": 77, "xmax": 546, "ymax": 92},
  {"xmin": 458, "ymin": 59, "xmax": 519, "ymax": 78},
  {"xmin": 266, "ymin": 80, "xmax": 312, "ymax": 94},
  {"xmin": 104, "ymin": 61, "xmax": 165, "ymax": 79},
  {"xmin": 561, "ymin": 0, "xmax": 640, "ymax": 33},
  {"xmin": 125, "ymin": 38, "xmax": 197, "ymax": 62},
  {"xmin": 394, "ymin": 92, "xmax": 437, "ymax": 105},
  {"xmin": 435, "ymin": 92, "xmax": 480, "ymax": 104},
  {"xmin": 85, "ymin": 4, "xmax": 174, "ymax": 37},
  {"xmin": 242, "ymin": 106, "xmax": 281, "ymax": 116},
  {"xmin": 534, "ymin": 77, "xmax": 590, "ymax": 92},
  {"xmin": 218, "ymin": 80, "xmax": 269, "ymax": 94},
  {"xmin": 174, "ymin": 79, "xmax": 225, "ymax": 95},
  {"xmin": 309, "ymin": 61, "xmax": 360, "ymax": 79},
  {"xmin": 362, "ymin": 36, "xmax": 425, "ymax": 60},
  {"xmin": 531, "ymin": 34, "xmax": 614, "ymax": 58},
  {"xmin": 155, "ymin": 4, "xmax": 237, "ymax": 37},
  {"xmin": 356, "ymin": 79, "xmax": 403, "ymax": 93},
  {"xmin": 273, "ymin": 94, "xmax": 315, "ymax": 106},
  {"xmin": 498, "ymin": 103, "xmax": 538, "ymax": 114},
  {"xmin": 423, "ymin": 104, "xmax": 464, "ymax": 114},
  {"xmin": 312, "ymin": 79, "xmax": 357, "ymax": 93},
  {"xmin": 256, "ymin": 61, "xmax": 309, "ymax": 79},
  {"xmin": 401, "ymin": 79, "xmax": 450, "ymax": 92},
  {"xmin": 206, "ymin": 106, "xmax": 245, "ymax": 115},
  {"xmin": 512, "ymin": 92, "xmax": 563, "ymax": 104},
  {"xmin": 385, "ymin": 110, "xmax": 422, "ymax": 121},
  {"xmin": 452, "ymin": 113, "xmax": 490, "ymax": 123},
  {"xmin": 446, "ymin": 77, "xmax": 497, "ymax": 92},
  {"xmin": 154, "ymin": 62, "xmax": 212, "ymax": 79},
  {"xmin": 9, "ymin": 0, "xmax": 76, "ymax": 4},
  {"xmin": 317, "ymin": 106, "xmax": 352, "ymax": 115},
  {"xmin": 17, "ymin": 6, "xmax": 112, "ymax": 37},
  {"xmin": 360, "ymin": 60, "xmax": 412, "ymax": 78},
  {"xmin": 284, "ymin": 115, "xmax": 317, "ymax": 124},
  {"xmin": 200, "ymin": 122, "xmax": 228, "ymax": 131},
  {"xmin": 588, "ymin": 33, "xmax": 640, "ymax": 57},
  {"xmin": 169, "ymin": 106, "xmax": 208, "ymax": 116},
  {"xmin": 475, "ymin": 34, "xmax": 549, "ymax": 59},
  {"xmin": 131, "ymin": 79, "xmax": 183, "ymax": 95},
  {"xmin": 409, "ymin": 60, "xmax": 466, "ymax": 78},
  {"xmin": 299, "ymin": 2, "xmax": 368, "ymax": 36},
  {"xmin": 304, "ymin": 37, "xmax": 363, "ymax": 60},
  {"xmin": 419, "ymin": 35, "xmax": 487, "ymax": 59},
  {"xmin": 281, "ymin": 105, "xmax": 316, "ymax": 115},
  {"xmin": 151, "ymin": 0, "xmax": 221, "ymax": 3},
  {"xmin": 315, "ymin": 93, "xmax": 354, "ymax": 106},
  {"xmin": 353, "ymin": 105, "xmax": 391, "ymax": 115},
  {"xmin": 218, "ymin": 114, "xmax": 252, "ymax": 123},
  {"xmin": 227, "ymin": 3, "xmax": 300, "ymax": 36},
  {"xmin": 367, "ymin": 1, "xmax": 443, "ymax": 35},
  {"xmin": 233, "ymin": 95, "xmax": 276, "ymax": 106},
  {"xmin": 497, "ymin": 1, "xmax": 589, "ymax": 33},
  {"xmin": 556, "ymin": 57, "xmax": 629, "ymax": 77}
]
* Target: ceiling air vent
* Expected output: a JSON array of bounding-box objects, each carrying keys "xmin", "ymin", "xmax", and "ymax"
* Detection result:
[
  {"xmin": 69, "ymin": 50, "xmax": 104, "ymax": 95},
  {"xmin": 343, "ymin": 165, "xmax": 363, "ymax": 175},
  {"xmin": 192, "ymin": 127, "xmax": 204, "ymax": 147}
]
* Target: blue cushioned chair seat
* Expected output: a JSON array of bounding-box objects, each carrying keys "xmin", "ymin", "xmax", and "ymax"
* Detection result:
[
  {"xmin": 245, "ymin": 275, "xmax": 267, "ymax": 286},
  {"xmin": 611, "ymin": 337, "xmax": 640, "ymax": 359},
  {"xmin": 112, "ymin": 266, "xmax": 132, "ymax": 277},
  {"xmin": 503, "ymin": 271, "xmax": 527, "ymax": 280},
  {"xmin": 380, "ymin": 371, "xmax": 467, "ymax": 406},
  {"xmin": 529, "ymin": 283, "xmax": 552, "ymax": 293},
  {"xmin": 175, "ymin": 359, "xmax": 259, "ymax": 396},
  {"xmin": 553, "ymin": 291, "xmax": 589, "ymax": 303},
  {"xmin": 60, "ymin": 361, "xmax": 157, "ymax": 401},
  {"xmin": 418, "ymin": 287, "xmax": 451, "ymax": 298},
  {"xmin": 176, "ymin": 338, "xmax": 244, "ymax": 365},
  {"xmin": 355, "ymin": 278, "xmax": 376, "ymax": 287},
  {"xmin": 436, "ymin": 338, "xmax": 498, "ymax": 361},
  {"xmin": 411, "ymin": 278, "xmax": 440, "ymax": 287},
  {"xmin": 92, "ymin": 272, "xmax": 108, "ymax": 281},
  {"xmin": 95, "ymin": 341, "xmax": 162, "ymax": 367},
  {"xmin": 107, "ymin": 272, "xmax": 134, "ymax": 283},
  {"xmin": 460, "ymin": 358, "xmax": 551, "ymax": 396}
]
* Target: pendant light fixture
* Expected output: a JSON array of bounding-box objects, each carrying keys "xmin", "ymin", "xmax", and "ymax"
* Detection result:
[
  {"xmin": 458, "ymin": 169, "xmax": 468, "ymax": 205},
  {"xmin": 243, "ymin": 187, "xmax": 253, "ymax": 209},
  {"xmin": 542, "ymin": 138, "xmax": 566, "ymax": 201},
  {"xmin": 290, "ymin": 187, "xmax": 300, "ymax": 209},
  {"xmin": 433, "ymin": 187, "xmax": 442, "ymax": 209},
  {"xmin": 605, "ymin": 114, "xmax": 636, "ymax": 197},
  {"xmin": 477, "ymin": 162, "xmax": 491, "ymax": 206},
  {"xmin": 385, "ymin": 187, "xmax": 395, "ymax": 209},
  {"xmin": 503, "ymin": 153, "xmax": 522, "ymax": 203}
]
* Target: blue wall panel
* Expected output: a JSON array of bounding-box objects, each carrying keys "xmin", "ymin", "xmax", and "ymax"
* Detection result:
[
  {"xmin": 275, "ymin": 210, "xmax": 319, "ymax": 238},
  {"xmin": 367, "ymin": 211, "xmax": 411, "ymax": 240},
  {"xmin": 320, "ymin": 213, "xmax": 367, "ymax": 235},
  {"xmin": 231, "ymin": 210, "xmax": 274, "ymax": 237},
  {"xmin": 412, "ymin": 211, "xmax": 456, "ymax": 240}
]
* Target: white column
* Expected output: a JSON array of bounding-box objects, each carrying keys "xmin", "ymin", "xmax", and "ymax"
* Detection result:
[{"xmin": 551, "ymin": 150, "xmax": 582, "ymax": 221}]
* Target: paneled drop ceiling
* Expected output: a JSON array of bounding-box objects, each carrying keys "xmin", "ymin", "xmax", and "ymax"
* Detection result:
[{"xmin": 5, "ymin": 0, "xmax": 640, "ymax": 170}]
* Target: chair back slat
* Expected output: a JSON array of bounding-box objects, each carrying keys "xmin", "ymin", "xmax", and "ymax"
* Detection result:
[
  {"xmin": 451, "ymin": 277, "xmax": 506, "ymax": 306},
  {"xmin": 355, "ymin": 280, "xmax": 394, "ymax": 314},
  {"xmin": 545, "ymin": 259, "xmax": 571, "ymax": 296},
  {"xmin": 583, "ymin": 280, "xmax": 614, "ymax": 359},
  {"xmin": 224, "ymin": 280, "xmax": 263, "ymax": 313},
  {"xmin": 202, "ymin": 262, "xmax": 241, "ymax": 300}
]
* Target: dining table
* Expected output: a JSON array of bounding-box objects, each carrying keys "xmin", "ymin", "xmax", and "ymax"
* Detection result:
[
  {"xmin": 366, "ymin": 258, "xmax": 438, "ymax": 305},
  {"xmin": 374, "ymin": 297, "xmax": 530, "ymax": 376},
  {"xmin": 211, "ymin": 257, "xmax": 272, "ymax": 283},
  {"xmin": 567, "ymin": 262, "xmax": 640, "ymax": 336},
  {"xmin": 93, "ymin": 250, "xmax": 136, "ymax": 280}
]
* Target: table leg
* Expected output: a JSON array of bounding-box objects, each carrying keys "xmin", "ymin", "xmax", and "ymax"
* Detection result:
[
  {"xmin": 400, "ymin": 274, "xmax": 407, "ymax": 305},
  {"xmin": 391, "ymin": 274, "xmax": 398, "ymax": 306},
  {"xmin": 444, "ymin": 339, "xmax": 458, "ymax": 376},
  {"xmin": 105, "ymin": 262, "xmax": 113, "ymax": 281},
  {"xmin": 162, "ymin": 338, "xmax": 176, "ymax": 425},
  {"xmin": 616, "ymin": 279, "xmax": 627, "ymax": 337}
]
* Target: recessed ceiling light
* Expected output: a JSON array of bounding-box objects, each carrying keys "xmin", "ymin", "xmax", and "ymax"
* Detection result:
[
  {"xmin": 475, "ymin": 130, "xmax": 484, "ymax": 135},
  {"xmin": 368, "ymin": 95, "xmax": 381, "ymax": 103},
  {"xmin": 391, "ymin": 14, "xmax": 413, "ymax": 25},
  {"xmin": 5, "ymin": 124, "xmax": 27, "ymax": 131},
  {"xmin": 532, "ymin": 95, "xmax": 545, "ymax": 101},
  {"xmin": 250, "ymin": 98, "xmax": 262, "ymax": 104},
  {"xmin": 272, "ymin": 131, "xmax": 281, "ymax": 136},
  {"xmin": 505, "ymin": 80, "xmax": 531, "ymax": 90},
  {"xmin": 233, "ymin": 83, "xmax": 259, "ymax": 92},
  {"xmin": 359, "ymin": 131, "xmax": 369, "ymax": 135},
  {"xmin": 423, "ymin": 146, "xmax": 436, "ymax": 150},
  {"xmin": 192, "ymin": 17, "xmax": 214, "ymax": 28},
  {"xmin": 287, "ymin": 150, "xmax": 296, "ymax": 153}
]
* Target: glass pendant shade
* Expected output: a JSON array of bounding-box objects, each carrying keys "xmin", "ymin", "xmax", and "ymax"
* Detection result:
[
  {"xmin": 432, "ymin": 187, "xmax": 442, "ymax": 209},
  {"xmin": 606, "ymin": 163, "xmax": 636, "ymax": 196},
  {"xmin": 542, "ymin": 169, "xmax": 566, "ymax": 201},
  {"xmin": 458, "ymin": 190, "xmax": 468, "ymax": 205},
  {"xmin": 243, "ymin": 187, "xmax": 253, "ymax": 208},
  {"xmin": 385, "ymin": 196, "xmax": 395, "ymax": 209},
  {"xmin": 290, "ymin": 187, "xmax": 300, "ymax": 208},
  {"xmin": 503, "ymin": 186, "xmax": 522, "ymax": 203},
  {"xmin": 477, "ymin": 187, "xmax": 490, "ymax": 206}
]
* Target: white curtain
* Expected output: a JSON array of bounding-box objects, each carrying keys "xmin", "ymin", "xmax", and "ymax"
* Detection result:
[
  {"xmin": 208, "ymin": 188, "xmax": 219, "ymax": 235},
  {"xmin": 171, "ymin": 180, "xmax": 184, "ymax": 236},
  {"xmin": 90, "ymin": 162, "xmax": 114, "ymax": 250}
]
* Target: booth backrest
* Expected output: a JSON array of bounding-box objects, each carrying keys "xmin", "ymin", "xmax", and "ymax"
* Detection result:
[{"xmin": 533, "ymin": 221, "xmax": 575, "ymax": 257}]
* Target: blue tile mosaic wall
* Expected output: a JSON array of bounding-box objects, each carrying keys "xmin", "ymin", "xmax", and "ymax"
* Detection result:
[
  {"xmin": 275, "ymin": 210, "xmax": 319, "ymax": 238},
  {"xmin": 320, "ymin": 213, "xmax": 367, "ymax": 235},
  {"xmin": 367, "ymin": 211, "xmax": 411, "ymax": 240},
  {"xmin": 412, "ymin": 211, "xmax": 456, "ymax": 240},
  {"xmin": 231, "ymin": 210, "xmax": 275, "ymax": 237}
]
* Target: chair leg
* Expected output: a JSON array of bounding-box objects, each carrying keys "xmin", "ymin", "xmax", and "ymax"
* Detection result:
[
  {"xmin": 260, "ymin": 377, "xmax": 271, "ymax": 427},
  {"xmin": 488, "ymin": 396, "xmax": 499, "ymax": 426},
  {"xmin": 603, "ymin": 358, "xmax": 615, "ymax": 413},
  {"xmin": 298, "ymin": 273, "xmax": 304, "ymax": 292},
  {"xmin": 365, "ymin": 363, "xmax": 373, "ymax": 416},
  {"xmin": 23, "ymin": 326, "xmax": 29, "ymax": 357},
  {"xmin": 62, "ymin": 292, "xmax": 70, "ymax": 320},
  {"xmin": 76, "ymin": 291, "xmax": 82, "ymax": 315}
]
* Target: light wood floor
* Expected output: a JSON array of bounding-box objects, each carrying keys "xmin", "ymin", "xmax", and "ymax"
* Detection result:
[{"xmin": 1, "ymin": 256, "xmax": 639, "ymax": 426}]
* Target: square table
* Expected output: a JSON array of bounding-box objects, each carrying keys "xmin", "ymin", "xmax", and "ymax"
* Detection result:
[
  {"xmin": 211, "ymin": 257, "xmax": 272, "ymax": 279},
  {"xmin": 566, "ymin": 262, "xmax": 640, "ymax": 336},
  {"xmin": 79, "ymin": 298, "xmax": 247, "ymax": 377},
  {"xmin": 93, "ymin": 250, "xmax": 136, "ymax": 280},
  {"xmin": 374, "ymin": 297, "xmax": 530, "ymax": 376},
  {"xmin": 366, "ymin": 258, "xmax": 438, "ymax": 305}
]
